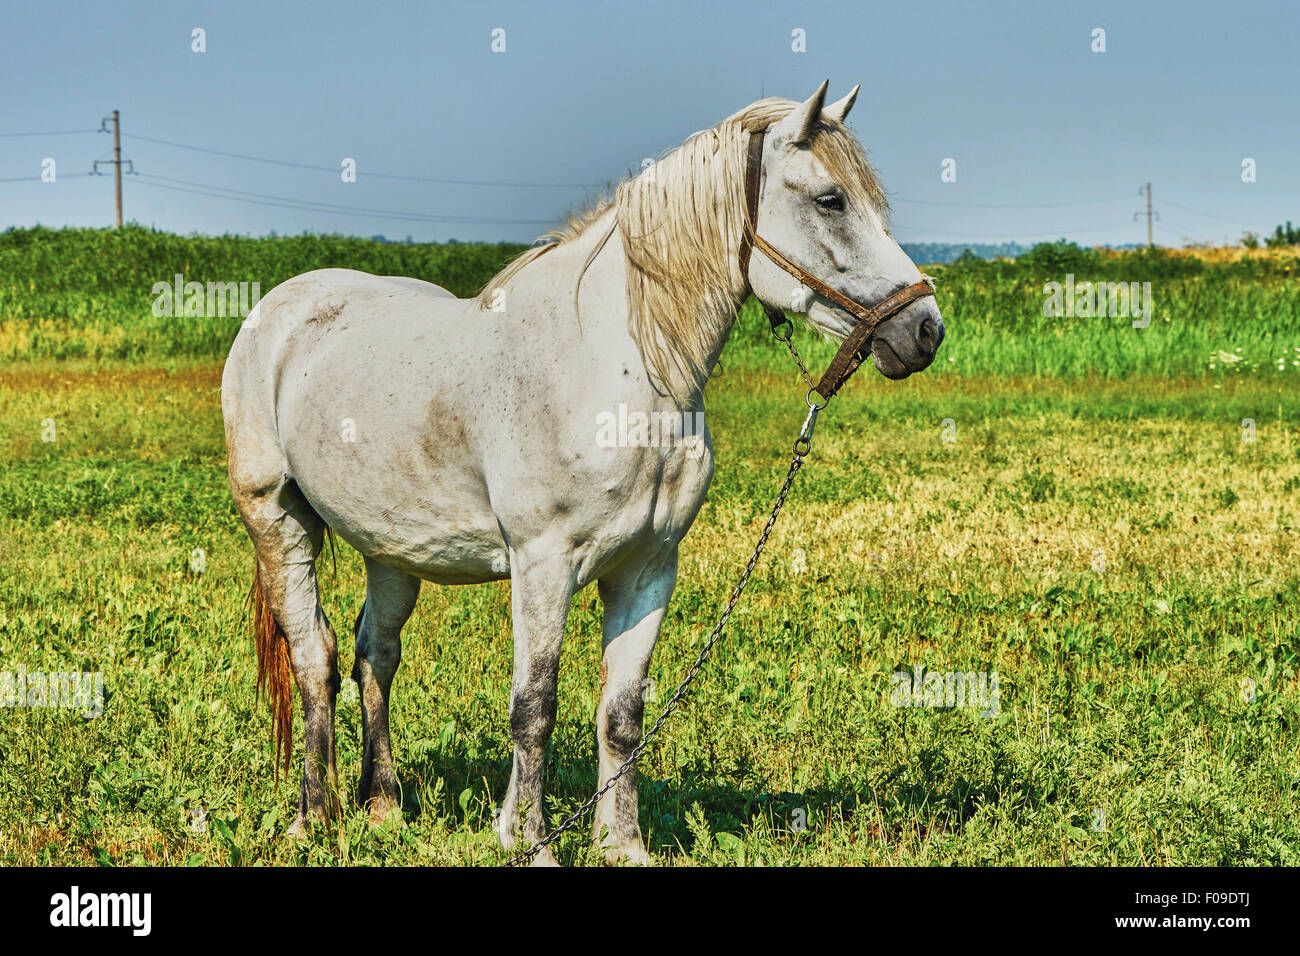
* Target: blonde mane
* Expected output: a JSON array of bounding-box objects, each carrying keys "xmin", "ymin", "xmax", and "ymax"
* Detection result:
[{"xmin": 478, "ymin": 97, "xmax": 889, "ymax": 403}]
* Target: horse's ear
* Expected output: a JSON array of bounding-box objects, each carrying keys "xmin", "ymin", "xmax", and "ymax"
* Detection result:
[
  {"xmin": 788, "ymin": 79, "xmax": 829, "ymax": 145},
  {"xmin": 824, "ymin": 85, "xmax": 860, "ymax": 125}
]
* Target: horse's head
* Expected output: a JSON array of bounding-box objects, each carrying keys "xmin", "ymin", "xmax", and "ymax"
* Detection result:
[{"xmin": 747, "ymin": 81, "xmax": 945, "ymax": 380}]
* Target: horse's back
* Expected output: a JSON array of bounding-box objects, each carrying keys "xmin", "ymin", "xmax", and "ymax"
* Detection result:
[
  {"xmin": 370, "ymin": 273, "xmax": 456, "ymax": 297},
  {"xmin": 243, "ymin": 268, "xmax": 453, "ymax": 334},
  {"xmin": 224, "ymin": 267, "xmax": 463, "ymax": 383}
]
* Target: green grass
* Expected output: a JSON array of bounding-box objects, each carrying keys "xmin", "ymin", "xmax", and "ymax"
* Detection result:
[
  {"xmin": 0, "ymin": 225, "xmax": 527, "ymax": 362},
  {"xmin": 0, "ymin": 230, "xmax": 1297, "ymax": 865},
  {"xmin": 1, "ymin": 358, "xmax": 1296, "ymax": 865},
  {"xmin": 5, "ymin": 227, "xmax": 1297, "ymax": 383}
]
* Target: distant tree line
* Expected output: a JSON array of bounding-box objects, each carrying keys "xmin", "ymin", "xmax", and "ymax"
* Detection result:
[
  {"xmin": 902, "ymin": 241, "xmax": 1147, "ymax": 266},
  {"xmin": 900, "ymin": 242, "xmax": 1031, "ymax": 264},
  {"xmin": 1241, "ymin": 221, "xmax": 1298, "ymax": 248}
]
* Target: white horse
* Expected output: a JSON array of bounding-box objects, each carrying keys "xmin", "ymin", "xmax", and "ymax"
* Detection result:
[{"xmin": 221, "ymin": 82, "xmax": 944, "ymax": 865}]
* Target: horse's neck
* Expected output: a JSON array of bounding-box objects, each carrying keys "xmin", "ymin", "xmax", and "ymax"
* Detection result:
[{"xmin": 580, "ymin": 209, "xmax": 748, "ymax": 405}]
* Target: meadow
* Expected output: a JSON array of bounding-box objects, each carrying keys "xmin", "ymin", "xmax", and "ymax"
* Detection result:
[{"xmin": 0, "ymin": 228, "xmax": 1297, "ymax": 865}]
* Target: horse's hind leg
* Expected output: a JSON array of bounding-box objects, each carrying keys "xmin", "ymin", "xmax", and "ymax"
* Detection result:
[
  {"xmin": 592, "ymin": 549, "xmax": 677, "ymax": 865},
  {"xmin": 234, "ymin": 475, "xmax": 341, "ymax": 836},
  {"xmin": 352, "ymin": 557, "xmax": 420, "ymax": 824}
]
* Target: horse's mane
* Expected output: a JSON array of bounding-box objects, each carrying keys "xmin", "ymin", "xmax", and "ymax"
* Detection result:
[{"xmin": 477, "ymin": 97, "xmax": 888, "ymax": 403}]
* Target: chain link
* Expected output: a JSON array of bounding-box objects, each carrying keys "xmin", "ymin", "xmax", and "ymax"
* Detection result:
[
  {"xmin": 771, "ymin": 321, "xmax": 817, "ymax": 393},
  {"xmin": 503, "ymin": 325, "xmax": 820, "ymax": 867}
]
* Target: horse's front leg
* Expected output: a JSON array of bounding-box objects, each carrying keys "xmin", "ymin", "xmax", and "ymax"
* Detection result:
[
  {"xmin": 592, "ymin": 548, "xmax": 678, "ymax": 865},
  {"xmin": 497, "ymin": 546, "xmax": 575, "ymax": 866}
]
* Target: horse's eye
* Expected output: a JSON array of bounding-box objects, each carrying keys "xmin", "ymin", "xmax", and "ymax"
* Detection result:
[{"xmin": 814, "ymin": 193, "xmax": 845, "ymax": 212}]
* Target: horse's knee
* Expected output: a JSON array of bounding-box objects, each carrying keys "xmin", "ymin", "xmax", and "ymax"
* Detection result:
[
  {"xmin": 509, "ymin": 688, "xmax": 557, "ymax": 750},
  {"xmin": 600, "ymin": 685, "xmax": 645, "ymax": 755}
]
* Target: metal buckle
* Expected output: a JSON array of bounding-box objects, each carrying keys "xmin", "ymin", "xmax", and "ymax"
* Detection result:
[
  {"xmin": 794, "ymin": 388, "xmax": 827, "ymax": 457},
  {"xmin": 765, "ymin": 305, "xmax": 793, "ymax": 343}
]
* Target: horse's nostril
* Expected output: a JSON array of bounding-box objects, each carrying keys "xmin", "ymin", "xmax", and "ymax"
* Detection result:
[{"xmin": 917, "ymin": 316, "xmax": 939, "ymax": 351}]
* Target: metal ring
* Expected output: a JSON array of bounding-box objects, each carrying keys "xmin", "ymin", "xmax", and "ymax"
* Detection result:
[{"xmin": 805, "ymin": 387, "xmax": 828, "ymax": 411}]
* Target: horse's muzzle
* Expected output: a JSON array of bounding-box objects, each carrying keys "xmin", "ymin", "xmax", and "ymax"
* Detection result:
[{"xmin": 870, "ymin": 298, "xmax": 946, "ymax": 379}]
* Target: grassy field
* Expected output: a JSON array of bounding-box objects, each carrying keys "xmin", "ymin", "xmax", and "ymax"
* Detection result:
[{"xmin": 0, "ymin": 230, "xmax": 1297, "ymax": 865}]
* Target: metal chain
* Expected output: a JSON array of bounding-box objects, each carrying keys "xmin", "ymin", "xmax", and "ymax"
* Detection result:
[
  {"xmin": 503, "ymin": 409, "xmax": 817, "ymax": 867},
  {"xmin": 773, "ymin": 324, "xmax": 817, "ymax": 393}
]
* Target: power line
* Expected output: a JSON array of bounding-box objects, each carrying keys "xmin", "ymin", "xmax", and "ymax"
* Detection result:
[
  {"xmin": 132, "ymin": 174, "xmax": 558, "ymax": 226},
  {"xmin": 891, "ymin": 193, "xmax": 1132, "ymax": 209},
  {"xmin": 6, "ymin": 112, "xmax": 1272, "ymax": 241},
  {"xmin": 123, "ymin": 132, "xmax": 602, "ymax": 189},
  {"xmin": 895, "ymin": 222, "xmax": 1132, "ymax": 241},
  {"xmin": 0, "ymin": 172, "xmax": 95, "ymax": 184},
  {"xmin": 1158, "ymin": 198, "xmax": 1242, "ymax": 223},
  {"xmin": 134, "ymin": 172, "xmax": 559, "ymax": 224},
  {"xmin": 0, "ymin": 129, "xmax": 101, "ymax": 138},
  {"xmin": 116, "ymin": 132, "xmax": 1180, "ymax": 215},
  {"xmin": 122, "ymin": 131, "xmax": 1139, "ymax": 206},
  {"xmin": 1157, "ymin": 217, "xmax": 1234, "ymax": 237}
]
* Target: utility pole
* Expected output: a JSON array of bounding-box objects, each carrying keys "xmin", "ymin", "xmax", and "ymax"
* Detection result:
[
  {"xmin": 1133, "ymin": 183, "xmax": 1158, "ymax": 248},
  {"xmin": 94, "ymin": 110, "xmax": 133, "ymax": 228},
  {"xmin": 1144, "ymin": 180, "xmax": 1154, "ymax": 247},
  {"xmin": 112, "ymin": 110, "xmax": 122, "ymax": 227}
]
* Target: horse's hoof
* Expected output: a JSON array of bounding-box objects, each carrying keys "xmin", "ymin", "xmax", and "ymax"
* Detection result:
[
  {"xmin": 366, "ymin": 800, "xmax": 403, "ymax": 828},
  {"xmin": 529, "ymin": 847, "xmax": 560, "ymax": 867},
  {"xmin": 498, "ymin": 826, "xmax": 517, "ymax": 853},
  {"xmin": 602, "ymin": 841, "xmax": 652, "ymax": 866},
  {"xmin": 286, "ymin": 800, "xmax": 340, "ymax": 841},
  {"xmin": 361, "ymin": 796, "xmax": 400, "ymax": 827},
  {"xmin": 286, "ymin": 814, "xmax": 311, "ymax": 842}
]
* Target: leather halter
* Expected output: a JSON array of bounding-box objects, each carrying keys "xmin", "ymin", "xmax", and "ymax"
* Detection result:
[{"xmin": 740, "ymin": 128, "xmax": 936, "ymax": 400}]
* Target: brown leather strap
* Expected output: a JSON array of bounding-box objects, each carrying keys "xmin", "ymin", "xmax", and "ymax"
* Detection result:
[
  {"xmin": 742, "ymin": 130, "xmax": 794, "ymax": 338},
  {"xmin": 739, "ymin": 128, "xmax": 765, "ymax": 280},
  {"xmin": 740, "ymin": 127, "xmax": 936, "ymax": 399},
  {"xmin": 813, "ymin": 278, "xmax": 935, "ymax": 398}
]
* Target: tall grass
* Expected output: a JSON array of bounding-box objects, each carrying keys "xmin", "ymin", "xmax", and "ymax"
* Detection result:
[
  {"xmin": 2, "ymin": 226, "xmax": 1296, "ymax": 381},
  {"xmin": 0, "ymin": 226, "xmax": 525, "ymax": 361}
]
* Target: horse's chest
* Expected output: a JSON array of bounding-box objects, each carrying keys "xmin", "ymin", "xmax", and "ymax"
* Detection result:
[{"xmin": 629, "ymin": 441, "xmax": 716, "ymax": 545}]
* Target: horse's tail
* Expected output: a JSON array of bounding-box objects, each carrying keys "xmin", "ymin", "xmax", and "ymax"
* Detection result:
[{"xmin": 251, "ymin": 562, "xmax": 294, "ymax": 780}]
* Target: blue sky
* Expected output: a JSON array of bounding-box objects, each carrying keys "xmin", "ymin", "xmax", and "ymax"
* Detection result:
[{"xmin": 2, "ymin": 0, "xmax": 1295, "ymax": 246}]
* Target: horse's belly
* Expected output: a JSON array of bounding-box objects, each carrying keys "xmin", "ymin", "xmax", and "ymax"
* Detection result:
[
  {"xmin": 310, "ymin": 492, "xmax": 510, "ymax": 584},
  {"xmin": 282, "ymin": 409, "xmax": 509, "ymax": 585}
]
